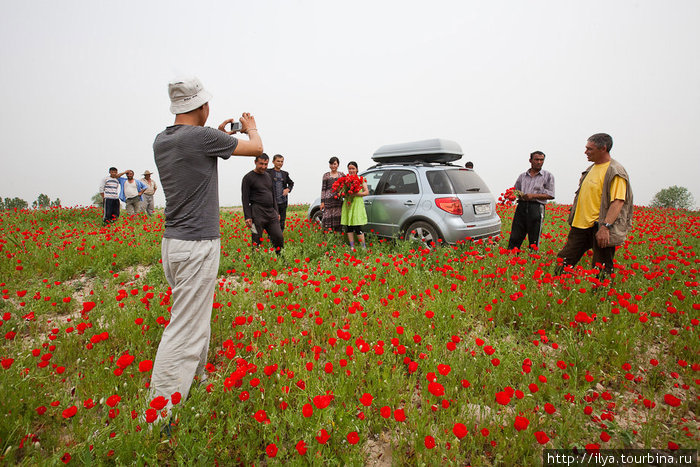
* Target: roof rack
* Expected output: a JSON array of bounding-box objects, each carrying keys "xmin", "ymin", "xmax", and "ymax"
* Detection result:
[
  {"xmin": 367, "ymin": 160, "xmax": 464, "ymax": 170},
  {"xmin": 372, "ymin": 138, "xmax": 463, "ymax": 164}
]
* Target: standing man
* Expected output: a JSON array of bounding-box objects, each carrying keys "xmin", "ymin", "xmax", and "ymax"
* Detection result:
[
  {"xmin": 507, "ymin": 151, "xmax": 555, "ymax": 250},
  {"xmin": 556, "ymin": 133, "xmax": 633, "ymax": 275},
  {"xmin": 99, "ymin": 167, "xmax": 125, "ymax": 224},
  {"xmin": 140, "ymin": 170, "xmax": 158, "ymax": 216},
  {"xmin": 120, "ymin": 170, "xmax": 148, "ymax": 215},
  {"xmin": 151, "ymin": 77, "xmax": 263, "ymax": 420},
  {"xmin": 266, "ymin": 154, "xmax": 294, "ymax": 230},
  {"xmin": 242, "ymin": 153, "xmax": 284, "ymax": 253}
]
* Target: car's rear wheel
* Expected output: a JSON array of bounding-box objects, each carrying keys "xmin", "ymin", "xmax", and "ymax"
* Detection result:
[{"xmin": 405, "ymin": 221, "xmax": 440, "ymax": 248}]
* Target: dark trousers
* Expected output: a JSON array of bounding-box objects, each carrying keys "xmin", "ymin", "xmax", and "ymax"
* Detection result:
[
  {"xmin": 556, "ymin": 225, "xmax": 616, "ymax": 273},
  {"xmin": 276, "ymin": 201, "xmax": 288, "ymax": 231},
  {"xmin": 251, "ymin": 204, "xmax": 284, "ymax": 253},
  {"xmin": 103, "ymin": 198, "xmax": 120, "ymax": 224},
  {"xmin": 508, "ymin": 201, "xmax": 544, "ymax": 249}
]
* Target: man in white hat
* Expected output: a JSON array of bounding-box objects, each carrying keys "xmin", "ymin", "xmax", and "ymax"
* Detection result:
[
  {"xmin": 150, "ymin": 77, "xmax": 263, "ymax": 427},
  {"xmin": 140, "ymin": 170, "xmax": 158, "ymax": 216}
]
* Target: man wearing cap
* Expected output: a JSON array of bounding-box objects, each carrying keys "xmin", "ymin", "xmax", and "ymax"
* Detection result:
[
  {"xmin": 140, "ymin": 170, "xmax": 158, "ymax": 216},
  {"xmin": 151, "ymin": 77, "xmax": 263, "ymax": 421}
]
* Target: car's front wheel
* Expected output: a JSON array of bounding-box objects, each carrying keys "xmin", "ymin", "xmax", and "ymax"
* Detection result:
[
  {"xmin": 405, "ymin": 221, "xmax": 440, "ymax": 248},
  {"xmin": 310, "ymin": 208, "xmax": 323, "ymax": 225}
]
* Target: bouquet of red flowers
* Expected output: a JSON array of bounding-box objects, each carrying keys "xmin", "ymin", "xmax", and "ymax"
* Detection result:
[
  {"xmin": 498, "ymin": 187, "xmax": 521, "ymax": 206},
  {"xmin": 332, "ymin": 175, "xmax": 364, "ymax": 205}
]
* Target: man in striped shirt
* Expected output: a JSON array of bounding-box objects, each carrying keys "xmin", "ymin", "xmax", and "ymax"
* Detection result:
[
  {"xmin": 507, "ymin": 151, "xmax": 555, "ymax": 250},
  {"xmin": 150, "ymin": 77, "xmax": 263, "ymax": 427},
  {"xmin": 99, "ymin": 167, "xmax": 125, "ymax": 224}
]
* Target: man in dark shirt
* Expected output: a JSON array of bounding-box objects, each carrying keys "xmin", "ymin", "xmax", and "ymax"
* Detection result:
[
  {"xmin": 266, "ymin": 154, "xmax": 294, "ymax": 230},
  {"xmin": 242, "ymin": 153, "xmax": 284, "ymax": 253}
]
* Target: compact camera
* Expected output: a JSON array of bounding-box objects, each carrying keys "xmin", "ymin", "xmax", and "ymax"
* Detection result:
[{"xmin": 227, "ymin": 121, "xmax": 242, "ymax": 133}]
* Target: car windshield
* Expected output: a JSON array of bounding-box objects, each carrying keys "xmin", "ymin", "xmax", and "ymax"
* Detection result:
[{"xmin": 427, "ymin": 168, "xmax": 490, "ymax": 194}]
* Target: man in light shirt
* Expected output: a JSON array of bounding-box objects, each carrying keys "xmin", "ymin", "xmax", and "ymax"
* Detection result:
[
  {"xmin": 119, "ymin": 170, "xmax": 148, "ymax": 215},
  {"xmin": 140, "ymin": 170, "xmax": 158, "ymax": 216}
]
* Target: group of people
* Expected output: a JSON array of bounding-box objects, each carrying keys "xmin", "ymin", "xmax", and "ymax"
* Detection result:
[
  {"xmin": 98, "ymin": 168, "xmax": 158, "ymax": 223},
  {"xmin": 145, "ymin": 76, "xmax": 633, "ymax": 436},
  {"xmin": 320, "ymin": 157, "xmax": 369, "ymax": 250},
  {"xmin": 506, "ymin": 133, "xmax": 633, "ymax": 275}
]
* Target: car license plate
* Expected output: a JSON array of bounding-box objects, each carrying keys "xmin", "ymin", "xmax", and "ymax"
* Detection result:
[{"xmin": 474, "ymin": 204, "xmax": 491, "ymax": 215}]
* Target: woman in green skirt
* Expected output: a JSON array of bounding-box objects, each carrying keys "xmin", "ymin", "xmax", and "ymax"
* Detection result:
[{"xmin": 341, "ymin": 161, "xmax": 369, "ymax": 250}]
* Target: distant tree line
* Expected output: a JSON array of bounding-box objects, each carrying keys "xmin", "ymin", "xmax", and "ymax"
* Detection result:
[
  {"xmin": 0, "ymin": 194, "xmax": 61, "ymax": 210},
  {"xmin": 650, "ymin": 186, "xmax": 695, "ymax": 211}
]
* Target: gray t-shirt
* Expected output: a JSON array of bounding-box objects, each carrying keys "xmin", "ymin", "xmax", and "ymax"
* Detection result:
[{"xmin": 153, "ymin": 125, "xmax": 238, "ymax": 240}]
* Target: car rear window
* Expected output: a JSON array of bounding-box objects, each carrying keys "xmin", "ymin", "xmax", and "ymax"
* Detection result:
[{"xmin": 427, "ymin": 169, "xmax": 490, "ymax": 194}]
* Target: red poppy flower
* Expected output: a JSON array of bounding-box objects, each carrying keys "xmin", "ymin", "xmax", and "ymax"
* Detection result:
[
  {"xmin": 315, "ymin": 428, "xmax": 330, "ymax": 444},
  {"xmin": 313, "ymin": 393, "xmax": 333, "ymax": 409},
  {"xmin": 347, "ymin": 431, "xmax": 360, "ymax": 445},
  {"xmin": 116, "ymin": 353, "xmax": 135, "ymax": 370},
  {"xmin": 254, "ymin": 409, "xmax": 268, "ymax": 423},
  {"xmin": 664, "ymin": 394, "xmax": 681, "ymax": 407},
  {"xmin": 266, "ymin": 444, "xmax": 278, "ymax": 457},
  {"xmin": 380, "ymin": 406, "xmax": 391, "ymax": 418},
  {"xmin": 453, "ymin": 423, "xmax": 468, "ymax": 439},
  {"xmin": 149, "ymin": 396, "xmax": 167, "ymax": 410},
  {"xmin": 359, "ymin": 393, "xmax": 373, "ymax": 407},
  {"xmin": 302, "ymin": 403, "xmax": 313, "ymax": 418},
  {"xmin": 514, "ymin": 416, "xmax": 529, "ymax": 431},
  {"xmin": 534, "ymin": 431, "xmax": 550, "ymax": 444},
  {"xmin": 424, "ymin": 435, "xmax": 436, "ymax": 449},
  {"xmin": 394, "ymin": 408, "xmax": 406, "ymax": 422},
  {"xmin": 106, "ymin": 395, "xmax": 121, "ymax": 408},
  {"xmin": 145, "ymin": 408, "xmax": 158, "ymax": 423},
  {"xmin": 495, "ymin": 391, "xmax": 511, "ymax": 406},
  {"xmin": 296, "ymin": 440, "xmax": 307, "ymax": 455},
  {"xmin": 428, "ymin": 382, "xmax": 445, "ymax": 397},
  {"xmin": 171, "ymin": 392, "xmax": 181, "ymax": 405},
  {"xmin": 138, "ymin": 360, "xmax": 153, "ymax": 372},
  {"xmin": 62, "ymin": 406, "xmax": 77, "ymax": 419}
]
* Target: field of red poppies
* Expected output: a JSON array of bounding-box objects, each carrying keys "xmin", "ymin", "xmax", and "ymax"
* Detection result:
[{"xmin": 0, "ymin": 203, "xmax": 697, "ymax": 465}]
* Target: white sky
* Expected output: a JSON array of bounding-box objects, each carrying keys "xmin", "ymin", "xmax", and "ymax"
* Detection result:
[{"xmin": 1, "ymin": 0, "xmax": 699, "ymax": 208}]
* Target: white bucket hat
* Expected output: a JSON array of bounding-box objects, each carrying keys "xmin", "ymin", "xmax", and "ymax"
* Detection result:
[{"xmin": 168, "ymin": 77, "xmax": 212, "ymax": 114}]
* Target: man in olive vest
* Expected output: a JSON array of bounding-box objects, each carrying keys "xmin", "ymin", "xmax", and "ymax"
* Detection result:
[{"xmin": 555, "ymin": 133, "xmax": 633, "ymax": 275}]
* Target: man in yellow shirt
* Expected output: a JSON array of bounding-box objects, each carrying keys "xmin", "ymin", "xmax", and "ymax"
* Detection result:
[{"xmin": 556, "ymin": 133, "xmax": 633, "ymax": 275}]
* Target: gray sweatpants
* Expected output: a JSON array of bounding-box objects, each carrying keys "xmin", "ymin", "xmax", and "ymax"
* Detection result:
[{"xmin": 150, "ymin": 238, "xmax": 220, "ymax": 410}]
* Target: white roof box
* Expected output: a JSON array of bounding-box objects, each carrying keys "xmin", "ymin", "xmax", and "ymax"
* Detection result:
[{"xmin": 372, "ymin": 138, "xmax": 463, "ymax": 163}]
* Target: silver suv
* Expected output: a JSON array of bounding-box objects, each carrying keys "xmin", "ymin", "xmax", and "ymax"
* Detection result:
[{"xmin": 307, "ymin": 139, "xmax": 501, "ymax": 246}]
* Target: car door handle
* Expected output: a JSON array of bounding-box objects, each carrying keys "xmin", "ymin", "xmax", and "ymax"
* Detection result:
[
  {"xmin": 404, "ymin": 201, "xmax": 415, "ymax": 206},
  {"xmin": 364, "ymin": 200, "xmax": 372, "ymax": 206}
]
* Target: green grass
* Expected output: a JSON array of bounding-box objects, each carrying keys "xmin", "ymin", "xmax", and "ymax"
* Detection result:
[{"xmin": 0, "ymin": 203, "xmax": 698, "ymax": 465}]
